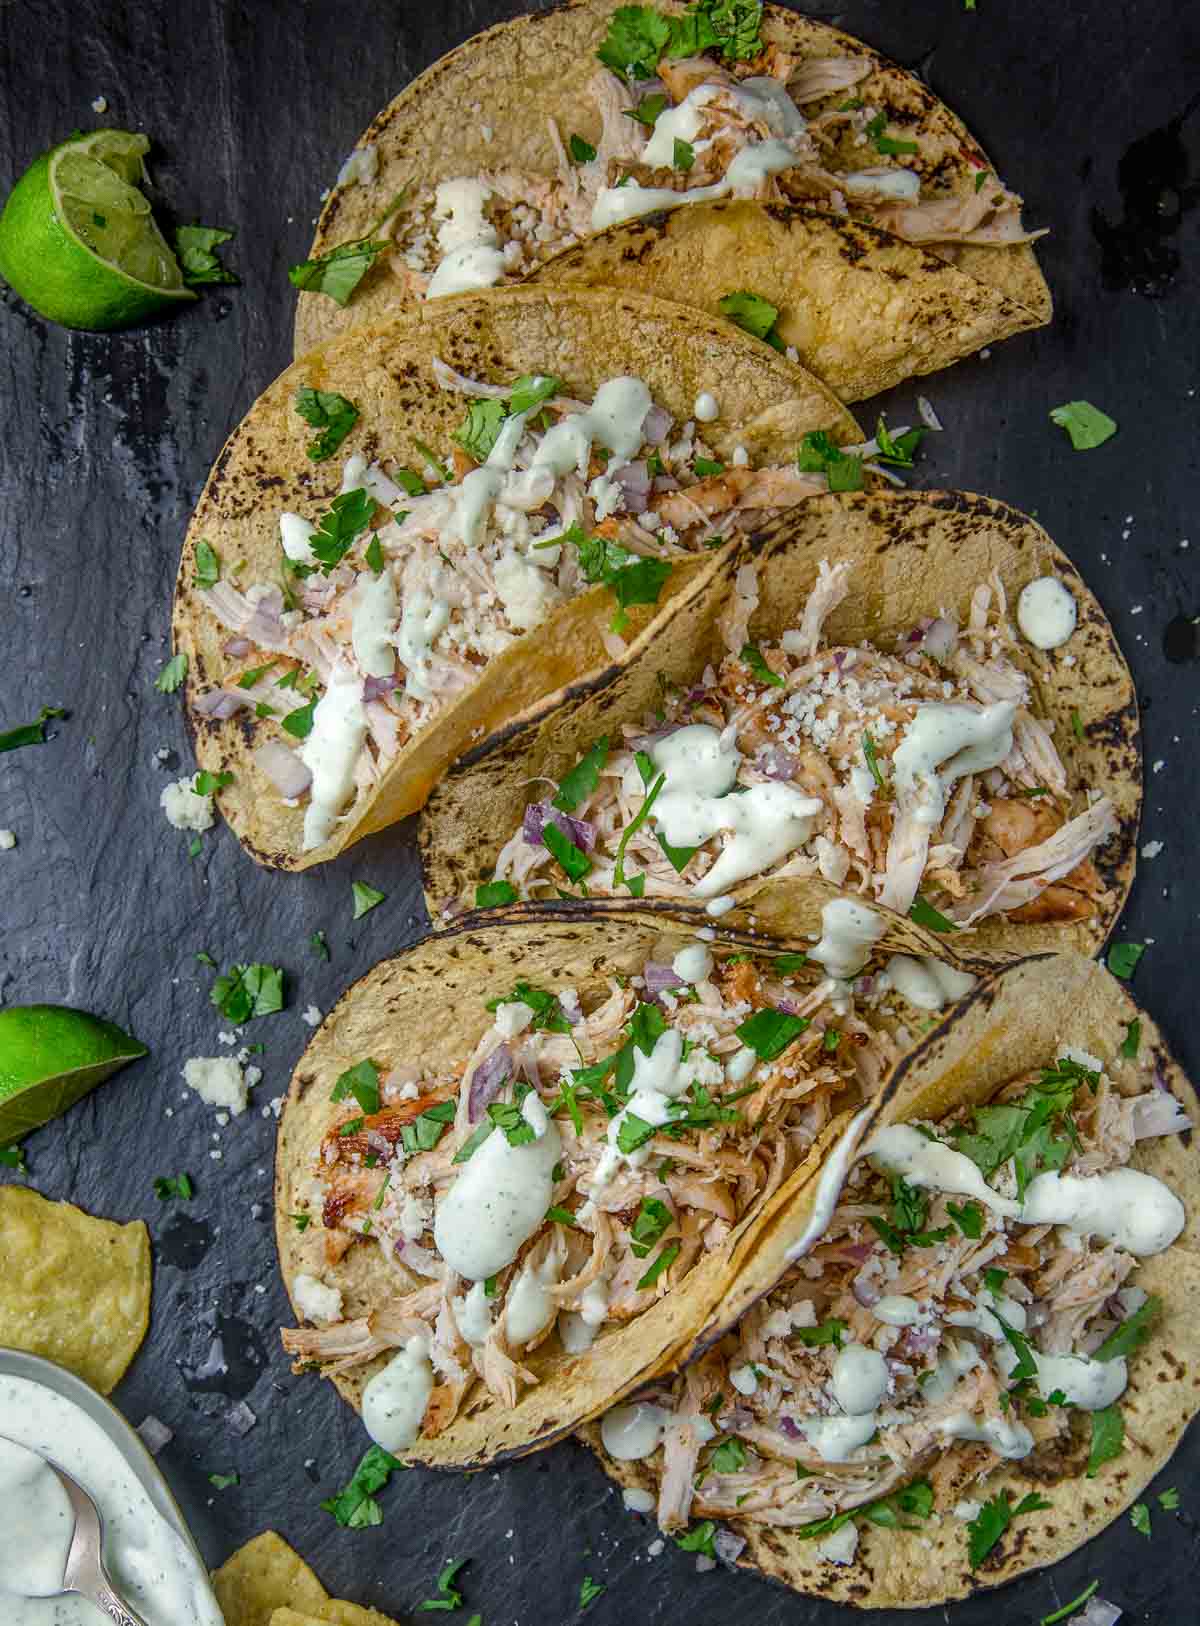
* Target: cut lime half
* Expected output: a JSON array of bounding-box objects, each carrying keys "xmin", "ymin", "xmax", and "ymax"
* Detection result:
[
  {"xmin": 0, "ymin": 129, "xmax": 195, "ymax": 330},
  {"xmin": 0, "ymin": 1005, "xmax": 148, "ymax": 1143}
]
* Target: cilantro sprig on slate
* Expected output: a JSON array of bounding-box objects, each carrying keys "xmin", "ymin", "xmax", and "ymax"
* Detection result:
[
  {"xmin": 153, "ymin": 1173, "xmax": 194, "ymax": 1201},
  {"xmin": 797, "ymin": 429, "xmax": 863, "ymax": 491},
  {"xmin": 320, "ymin": 1444, "xmax": 404, "ymax": 1527},
  {"xmin": 210, "ymin": 962, "xmax": 284, "ymax": 1022},
  {"xmin": 416, "ymin": 1558, "xmax": 468, "ymax": 1611},
  {"xmin": 175, "ymin": 224, "xmax": 239, "ymax": 286},
  {"xmin": 0, "ymin": 706, "xmax": 67, "ymax": 754}
]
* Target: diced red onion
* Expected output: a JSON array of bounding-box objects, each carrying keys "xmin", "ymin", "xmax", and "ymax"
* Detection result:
[
  {"xmin": 779, "ymin": 1415, "xmax": 803, "ymax": 1439},
  {"xmin": 363, "ymin": 673, "xmax": 400, "ymax": 702},
  {"xmin": 468, "ymin": 1044, "xmax": 511, "ymax": 1121},
  {"xmin": 254, "ymin": 739, "xmax": 313, "ymax": 798},
  {"xmin": 611, "ymin": 459, "xmax": 652, "ymax": 515},
  {"xmin": 136, "ymin": 1415, "xmax": 173, "ymax": 1455},
  {"xmin": 853, "ymin": 975, "xmax": 875, "ymax": 996},
  {"xmin": 245, "ymin": 586, "xmax": 285, "ymax": 645},
  {"xmin": 652, "ymin": 475, "xmax": 680, "ymax": 493},
  {"xmin": 1078, "ymin": 1601, "xmax": 1121, "ymax": 1626},
  {"xmin": 713, "ymin": 1527, "xmax": 747, "ymax": 1567},
  {"xmin": 833, "ymin": 650, "xmax": 846, "ymax": 671},
  {"xmin": 851, "ymin": 1270, "xmax": 880, "ymax": 1308},
  {"xmin": 522, "ymin": 800, "xmax": 596, "ymax": 851},
  {"xmin": 1131, "ymin": 1091, "xmax": 1193, "ymax": 1139},
  {"xmin": 901, "ymin": 1324, "xmax": 940, "ymax": 1357},
  {"xmin": 828, "ymin": 1241, "xmax": 874, "ymax": 1265},
  {"xmin": 194, "ymin": 688, "xmax": 247, "ymax": 720},
  {"xmin": 644, "ymin": 960, "xmax": 684, "ymax": 994},
  {"xmin": 719, "ymin": 1406, "xmax": 754, "ymax": 1432},
  {"xmin": 222, "ymin": 636, "xmax": 253, "ymax": 658},
  {"xmin": 921, "ymin": 617, "xmax": 958, "ymax": 661},
  {"xmin": 226, "ymin": 1401, "xmax": 257, "ymax": 1436},
  {"xmin": 641, "ymin": 406, "xmax": 673, "ymax": 445},
  {"xmin": 757, "ymin": 745, "xmax": 799, "ymax": 782}
]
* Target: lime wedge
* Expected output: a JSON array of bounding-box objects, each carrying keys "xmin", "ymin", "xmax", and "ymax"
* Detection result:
[
  {"xmin": 0, "ymin": 129, "xmax": 195, "ymax": 330},
  {"xmin": 0, "ymin": 1005, "xmax": 148, "ymax": 1143}
]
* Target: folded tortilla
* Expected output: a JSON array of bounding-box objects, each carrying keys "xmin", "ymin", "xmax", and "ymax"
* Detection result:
[
  {"xmin": 586, "ymin": 951, "xmax": 1199, "ymax": 1605},
  {"xmin": 293, "ymin": 0, "xmax": 1050, "ymax": 398},
  {"xmin": 173, "ymin": 286, "xmax": 860, "ymax": 870},
  {"xmin": 274, "ymin": 904, "xmax": 968, "ymax": 1468},
  {"xmin": 420, "ymin": 489, "xmax": 1140, "ymax": 959}
]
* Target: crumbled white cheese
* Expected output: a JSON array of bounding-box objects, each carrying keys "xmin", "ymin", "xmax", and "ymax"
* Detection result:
[
  {"xmin": 91, "ymin": 95, "xmax": 108, "ymax": 113},
  {"xmin": 161, "ymin": 777, "xmax": 215, "ymax": 833},
  {"xmin": 293, "ymin": 1272, "xmax": 344, "ymax": 1324},
  {"xmin": 182, "ymin": 1056, "xmax": 248, "ymax": 1115},
  {"xmin": 301, "ymin": 1004, "xmax": 323, "ymax": 1027},
  {"xmin": 953, "ymin": 1498, "xmax": 982, "ymax": 1521},
  {"xmin": 0, "ymin": 830, "xmax": 15, "ymax": 850},
  {"xmin": 1141, "ymin": 839, "xmax": 1164, "ymax": 859},
  {"xmin": 588, "ymin": 473, "xmax": 624, "ymax": 521},
  {"xmin": 814, "ymin": 1521, "xmax": 858, "ymax": 1564}
]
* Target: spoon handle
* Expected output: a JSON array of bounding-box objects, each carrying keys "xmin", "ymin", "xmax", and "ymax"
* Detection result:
[{"xmin": 94, "ymin": 1578, "xmax": 151, "ymax": 1626}]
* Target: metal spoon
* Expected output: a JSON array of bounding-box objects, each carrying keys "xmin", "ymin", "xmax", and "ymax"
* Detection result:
[{"xmin": 4, "ymin": 1439, "xmax": 150, "ymax": 1625}]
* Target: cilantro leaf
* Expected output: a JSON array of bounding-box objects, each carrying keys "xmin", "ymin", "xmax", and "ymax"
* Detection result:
[
  {"xmin": 580, "ymin": 1576, "xmax": 605, "ymax": 1609},
  {"xmin": 453, "ymin": 399, "xmax": 507, "ymax": 464},
  {"xmin": 351, "ymin": 880, "xmax": 385, "ymax": 919},
  {"xmin": 1130, "ymin": 1501, "xmax": 1151, "ymax": 1537},
  {"xmin": 1106, "ymin": 941, "xmax": 1144, "ymax": 980},
  {"xmin": 508, "ymin": 374, "xmax": 562, "ymax": 415},
  {"xmin": 320, "ymin": 1444, "xmax": 403, "ymax": 1527},
  {"xmin": 796, "ymin": 428, "xmax": 863, "ymax": 492},
  {"xmin": 1159, "ymin": 1487, "xmax": 1180, "ymax": 1511},
  {"xmin": 596, "ymin": 6, "xmax": 673, "ymax": 78},
  {"xmin": 310, "ymin": 488, "xmax": 375, "ymax": 572},
  {"xmin": 735, "ymin": 1007, "xmax": 809, "ymax": 1061},
  {"xmin": 636, "ymin": 1239, "xmax": 679, "ymax": 1289},
  {"xmin": 908, "ymin": 894, "xmax": 959, "ymax": 932},
  {"xmin": 0, "ymin": 705, "xmax": 68, "ymax": 754},
  {"xmin": 289, "ymin": 237, "xmax": 390, "ymax": 306},
  {"xmin": 1050, "ymin": 401, "xmax": 1118, "ymax": 451},
  {"xmin": 740, "ymin": 643, "xmax": 785, "ymax": 688},
  {"xmin": 208, "ymin": 1470, "xmax": 239, "ymax": 1489},
  {"xmin": 967, "ymin": 1490, "xmax": 1050, "ymax": 1567},
  {"xmin": 416, "ymin": 1558, "xmax": 468, "ymax": 1611},
  {"xmin": 487, "ymin": 1100, "xmax": 537, "ymax": 1148},
  {"xmin": 624, "ymin": 93, "xmax": 668, "ymax": 128},
  {"xmin": 310, "ymin": 929, "xmax": 330, "ymax": 960},
  {"xmin": 1120, "ymin": 1018, "xmax": 1141, "ymax": 1058},
  {"xmin": 295, "ymin": 387, "xmax": 359, "ymax": 462},
  {"xmin": 400, "ymin": 1099, "xmax": 457, "ymax": 1156},
  {"xmin": 718, "ymin": 288, "xmax": 783, "ymax": 350},
  {"xmin": 210, "ymin": 962, "xmax": 284, "ymax": 1023},
  {"xmin": 544, "ymin": 818, "xmax": 593, "ymax": 883},
  {"xmin": 709, "ymin": 1435, "xmax": 748, "ymax": 1474},
  {"xmin": 675, "ymin": 1520, "xmax": 717, "ymax": 1556},
  {"xmin": 617, "ymin": 1111, "xmax": 656, "ymax": 1155},
  {"xmin": 486, "ymin": 981, "xmax": 571, "ymax": 1033},
  {"xmin": 947, "ymin": 1200, "xmax": 983, "ymax": 1238},
  {"xmin": 153, "ymin": 1173, "xmax": 194, "ymax": 1201},
  {"xmin": 174, "ymin": 224, "xmax": 238, "ymax": 286},
  {"xmin": 569, "ymin": 133, "xmax": 597, "ymax": 163},
  {"xmin": 862, "ymin": 731, "xmax": 888, "ymax": 792},
  {"xmin": 194, "ymin": 539, "xmax": 220, "ymax": 588},
  {"xmin": 555, "ymin": 521, "xmax": 672, "ymax": 631},
  {"xmin": 629, "ymin": 1196, "xmax": 674, "ymax": 1258},
  {"xmin": 794, "ymin": 1317, "xmax": 846, "ymax": 1348},
  {"xmin": 281, "ymin": 693, "xmax": 318, "ymax": 740},
  {"xmin": 331, "ymin": 1059, "xmax": 381, "ymax": 1116},
  {"xmin": 1094, "ymin": 1294, "xmax": 1160, "ymax": 1361},
  {"xmin": 194, "ymin": 769, "xmax": 233, "ymax": 796},
  {"xmin": 155, "ymin": 653, "xmax": 188, "ymax": 693},
  {"xmin": 673, "ymin": 136, "xmax": 695, "ymax": 171},
  {"xmin": 1086, "ymin": 1403, "xmax": 1124, "ymax": 1477},
  {"xmin": 553, "ymin": 736, "xmax": 609, "ymax": 812},
  {"xmin": 475, "ymin": 879, "xmax": 519, "ymax": 909}
]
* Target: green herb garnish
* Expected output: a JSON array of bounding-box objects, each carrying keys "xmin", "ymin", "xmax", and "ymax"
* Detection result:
[{"xmin": 295, "ymin": 387, "xmax": 359, "ymax": 462}]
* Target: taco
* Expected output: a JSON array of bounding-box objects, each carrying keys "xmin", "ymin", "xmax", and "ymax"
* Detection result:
[
  {"xmin": 274, "ymin": 904, "xmax": 977, "ymax": 1468},
  {"xmin": 292, "ymin": 0, "xmax": 1050, "ymax": 400},
  {"xmin": 173, "ymin": 286, "xmax": 862, "ymax": 870},
  {"xmin": 585, "ymin": 951, "xmax": 1198, "ymax": 1606},
  {"xmin": 421, "ymin": 489, "xmax": 1140, "ymax": 959}
]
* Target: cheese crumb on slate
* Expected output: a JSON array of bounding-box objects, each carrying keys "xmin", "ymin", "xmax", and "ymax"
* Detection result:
[
  {"xmin": 0, "ymin": 830, "xmax": 16, "ymax": 850},
  {"xmin": 161, "ymin": 778, "xmax": 215, "ymax": 833},
  {"xmin": 301, "ymin": 1004, "xmax": 322, "ymax": 1027},
  {"xmin": 182, "ymin": 1056, "xmax": 248, "ymax": 1114}
]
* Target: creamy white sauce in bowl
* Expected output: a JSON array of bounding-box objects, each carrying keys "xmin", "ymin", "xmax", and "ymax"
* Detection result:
[{"xmin": 0, "ymin": 1352, "xmax": 222, "ymax": 1626}]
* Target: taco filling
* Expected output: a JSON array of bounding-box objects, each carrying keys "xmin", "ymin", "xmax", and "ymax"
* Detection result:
[
  {"xmin": 486, "ymin": 558, "xmax": 1117, "ymax": 924},
  {"xmin": 280, "ymin": 938, "xmax": 947, "ymax": 1453},
  {"xmin": 192, "ymin": 367, "xmax": 841, "ymax": 853},
  {"xmin": 374, "ymin": 3, "xmax": 1041, "ymax": 302},
  {"xmin": 600, "ymin": 1046, "xmax": 1190, "ymax": 1560}
]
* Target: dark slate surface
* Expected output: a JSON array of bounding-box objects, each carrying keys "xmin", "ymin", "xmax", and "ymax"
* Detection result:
[{"xmin": 2, "ymin": 1, "xmax": 1197, "ymax": 1620}]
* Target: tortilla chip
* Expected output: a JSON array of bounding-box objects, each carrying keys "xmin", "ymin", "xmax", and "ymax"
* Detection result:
[
  {"xmin": 273, "ymin": 1607, "xmax": 401, "ymax": 1626},
  {"xmin": 275, "ymin": 905, "xmax": 960, "ymax": 1469},
  {"xmin": 420, "ymin": 489, "xmax": 1140, "ymax": 960},
  {"xmin": 293, "ymin": 0, "xmax": 1049, "ymax": 388},
  {"xmin": 589, "ymin": 953, "xmax": 1200, "ymax": 1605},
  {"xmin": 212, "ymin": 1533, "xmax": 330, "ymax": 1626},
  {"xmin": 0, "ymin": 1186, "xmax": 150, "ymax": 1393},
  {"xmin": 176, "ymin": 286, "xmax": 861, "ymax": 872}
]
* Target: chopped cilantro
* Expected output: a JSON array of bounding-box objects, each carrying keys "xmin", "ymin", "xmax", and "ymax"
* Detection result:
[
  {"xmin": 195, "ymin": 950, "xmax": 217, "ymax": 968},
  {"xmin": 1050, "ymin": 401, "xmax": 1118, "ymax": 451},
  {"xmin": 735, "ymin": 1007, "xmax": 809, "ymax": 1062},
  {"xmin": 1159, "ymin": 1487, "xmax": 1180, "ymax": 1511},
  {"xmin": 1071, "ymin": 707, "xmax": 1085, "ymax": 741},
  {"xmin": 401, "ymin": 1099, "xmax": 457, "ymax": 1155},
  {"xmin": 290, "ymin": 1212, "xmax": 311, "ymax": 1232},
  {"xmin": 351, "ymin": 881, "xmax": 385, "ymax": 920},
  {"xmin": 1120, "ymin": 1018, "xmax": 1141, "ymax": 1058},
  {"xmin": 772, "ymin": 952, "xmax": 808, "ymax": 973},
  {"xmin": 613, "ymin": 764, "xmax": 666, "ymax": 893},
  {"xmin": 288, "ymin": 237, "xmax": 390, "ymax": 306},
  {"xmin": 709, "ymin": 1435, "xmax": 748, "ymax": 1475},
  {"xmin": 508, "ymin": 374, "xmax": 562, "ymax": 415},
  {"xmin": 210, "ymin": 962, "xmax": 284, "ymax": 1022},
  {"xmin": 1094, "ymin": 1294, "xmax": 1160, "ymax": 1361},
  {"xmin": 673, "ymin": 136, "xmax": 695, "ymax": 171},
  {"xmin": 331, "ymin": 1059, "xmax": 381, "ymax": 1116},
  {"xmin": 281, "ymin": 693, "xmax": 318, "ymax": 740},
  {"xmin": 295, "ymin": 387, "xmax": 359, "ymax": 462},
  {"xmin": 794, "ymin": 1317, "xmax": 846, "ymax": 1348},
  {"xmin": 475, "ymin": 879, "xmax": 519, "ymax": 909},
  {"xmin": 310, "ymin": 487, "xmax": 375, "ymax": 573},
  {"xmin": 991, "ymin": 1310, "xmax": 1037, "ymax": 1382},
  {"xmin": 0, "ymin": 1145, "xmax": 26, "ymax": 1172},
  {"xmin": 338, "ymin": 1116, "xmax": 365, "ymax": 1137},
  {"xmin": 416, "ymin": 1558, "xmax": 467, "ymax": 1611},
  {"xmin": 966, "ymin": 1490, "xmax": 1051, "ymax": 1567},
  {"xmin": 310, "ymin": 929, "xmax": 330, "ymax": 960},
  {"xmin": 194, "ymin": 539, "xmax": 220, "ymax": 588},
  {"xmin": 237, "ymin": 661, "xmax": 277, "ymax": 689},
  {"xmin": 1086, "ymin": 1403, "xmax": 1124, "ymax": 1477},
  {"xmin": 551, "ymin": 521, "xmax": 672, "ymax": 632},
  {"xmin": 624, "ymin": 92, "xmax": 668, "ymax": 128},
  {"xmin": 616, "ymin": 1111, "xmax": 656, "ymax": 1155},
  {"xmin": 554, "ymin": 736, "xmax": 610, "ymax": 812},
  {"xmin": 544, "ymin": 818, "xmax": 592, "ymax": 883},
  {"xmin": 155, "ymin": 653, "xmax": 188, "ymax": 693},
  {"xmin": 1039, "ymin": 1582, "xmax": 1099, "ymax": 1625},
  {"xmin": 693, "ymin": 456, "xmax": 725, "ymax": 476},
  {"xmin": 862, "ymin": 731, "xmax": 888, "ymax": 792},
  {"xmin": 488, "ymin": 1099, "xmax": 537, "ymax": 1148},
  {"xmin": 453, "ymin": 398, "xmax": 507, "ymax": 464},
  {"xmin": 1130, "ymin": 1501, "xmax": 1151, "ymax": 1537},
  {"xmin": 175, "ymin": 223, "xmax": 238, "ymax": 286},
  {"xmin": 153, "ymin": 1173, "xmax": 194, "ymax": 1201},
  {"xmin": 636, "ymin": 1239, "xmax": 680, "ymax": 1289},
  {"xmin": 320, "ymin": 1444, "xmax": 403, "ymax": 1527},
  {"xmin": 947, "ymin": 1200, "xmax": 983, "ymax": 1238},
  {"xmin": 908, "ymin": 894, "xmax": 959, "ymax": 932},
  {"xmin": 596, "ymin": 7, "xmax": 674, "ymax": 78},
  {"xmin": 675, "ymin": 1520, "xmax": 717, "ymax": 1557},
  {"xmin": 486, "ymin": 982, "xmax": 571, "ymax": 1033},
  {"xmin": 194, "ymin": 769, "xmax": 233, "ymax": 796},
  {"xmin": 1106, "ymin": 941, "xmax": 1144, "ymax": 980},
  {"xmin": 629, "ymin": 1196, "xmax": 674, "ymax": 1258},
  {"xmin": 0, "ymin": 704, "xmax": 68, "ymax": 756},
  {"xmin": 208, "ymin": 1470, "xmax": 239, "ymax": 1490},
  {"xmin": 739, "ymin": 643, "xmax": 785, "ymax": 688},
  {"xmin": 579, "ymin": 1577, "xmax": 606, "ymax": 1609},
  {"xmin": 569, "ymin": 133, "xmax": 597, "ymax": 163},
  {"xmin": 796, "ymin": 428, "xmax": 863, "ymax": 491},
  {"xmin": 364, "ymin": 532, "xmax": 385, "ymax": 577},
  {"xmin": 545, "ymin": 1204, "xmax": 577, "ymax": 1228},
  {"xmin": 718, "ymin": 288, "xmax": 784, "ymax": 350},
  {"xmin": 452, "ymin": 1121, "xmax": 494, "ymax": 1164}
]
